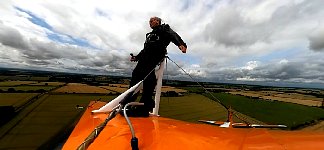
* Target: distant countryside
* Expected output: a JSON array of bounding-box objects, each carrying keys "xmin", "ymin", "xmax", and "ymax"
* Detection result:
[{"xmin": 0, "ymin": 67, "xmax": 324, "ymax": 149}]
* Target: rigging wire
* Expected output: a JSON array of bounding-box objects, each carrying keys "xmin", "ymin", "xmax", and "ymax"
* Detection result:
[
  {"xmin": 166, "ymin": 56, "xmax": 228, "ymax": 109},
  {"xmin": 166, "ymin": 56, "xmax": 257, "ymax": 124}
]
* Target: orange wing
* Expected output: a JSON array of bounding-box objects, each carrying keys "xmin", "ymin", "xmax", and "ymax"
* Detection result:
[{"xmin": 63, "ymin": 101, "xmax": 324, "ymax": 150}]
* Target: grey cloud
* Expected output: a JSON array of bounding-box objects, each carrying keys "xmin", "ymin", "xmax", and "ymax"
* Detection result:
[
  {"xmin": 0, "ymin": 23, "xmax": 30, "ymax": 50},
  {"xmin": 309, "ymin": 27, "xmax": 324, "ymax": 52},
  {"xmin": 253, "ymin": 62, "xmax": 302, "ymax": 80},
  {"xmin": 18, "ymin": 38, "xmax": 90, "ymax": 62},
  {"xmin": 96, "ymin": 51, "xmax": 129, "ymax": 68},
  {"xmin": 204, "ymin": 0, "xmax": 324, "ymax": 49},
  {"xmin": 0, "ymin": 23, "xmax": 102, "ymax": 71},
  {"xmin": 204, "ymin": 6, "xmax": 271, "ymax": 47},
  {"xmin": 2, "ymin": 0, "xmax": 324, "ymax": 86},
  {"xmin": 25, "ymin": 59, "xmax": 51, "ymax": 65},
  {"xmin": 205, "ymin": 59, "xmax": 324, "ymax": 84},
  {"xmin": 91, "ymin": 60, "xmax": 105, "ymax": 67}
]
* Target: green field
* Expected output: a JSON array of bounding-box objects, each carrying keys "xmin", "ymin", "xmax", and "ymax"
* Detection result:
[
  {"xmin": 0, "ymin": 93, "xmax": 262, "ymax": 149},
  {"xmin": 159, "ymin": 94, "xmax": 228, "ymax": 122},
  {"xmin": 0, "ymin": 81, "xmax": 65, "ymax": 92},
  {"xmin": 0, "ymin": 93, "xmax": 39, "ymax": 107},
  {"xmin": 1, "ymin": 90, "xmax": 323, "ymax": 149},
  {"xmin": 204, "ymin": 92, "xmax": 324, "ymax": 129},
  {"xmin": 30, "ymin": 82, "xmax": 65, "ymax": 86},
  {"xmin": 0, "ymin": 86, "xmax": 57, "ymax": 92},
  {"xmin": 0, "ymin": 81, "xmax": 37, "ymax": 86},
  {"xmin": 29, "ymin": 77, "xmax": 50, "ymax": 81},
  {"xmin": 0, "ymin": 94, "xmax": 116, "ymax": 149}
]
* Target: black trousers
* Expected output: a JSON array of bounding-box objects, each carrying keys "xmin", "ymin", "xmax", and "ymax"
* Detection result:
[{"xmin": 129, "ymin": 54, "xmax": 164, "ymax": 110}]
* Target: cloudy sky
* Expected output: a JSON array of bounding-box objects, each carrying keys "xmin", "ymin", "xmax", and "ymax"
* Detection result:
[{"xmin": 0, "ymin": 0, "xmax": 324, "ymax": 87}]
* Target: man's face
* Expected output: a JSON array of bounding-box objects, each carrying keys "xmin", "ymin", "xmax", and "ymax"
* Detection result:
[{"xmin": 149, "ymin": 18, "xmax": 159, "ymax": 29}]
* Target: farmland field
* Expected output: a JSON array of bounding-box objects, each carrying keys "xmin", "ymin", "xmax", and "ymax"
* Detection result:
[
  {"xmin": 29, "ymin": 76, "xmax": 50, "ymax": 81},
  {"xmin": 230, "ymin": 91, "xmax": 323, "ymax": 107},
  {"xmin": 0, "ymin": 81, "xmax": 64, "ymax": 92},
  {"xmin": 204, "ymin": 92, "xmax": 324, "ymax": 129},
  {"xmin": 0, "ymin": 81, "xmax": 37, "ymax": 86},
  {"xmin": 0, "ymin": 93, "xmax": 38, "ymax": 108},
  {"xmin": 0, "ymin": 76, "xmax": 10, "ymax": 80},
  {"xmin": 99, "ymin": 84, "xmax": 188, "ymax": 94},
  {"xmin": 100, "ymin": 84, "xmax": 129, "ymax": 93},
  {"xmin": 0, "ymin": 94, "xmax": 116, "ymax": 149},
  {"xmin": 53, "ymin": 83, "xmax": 112, "ymax": 94},
  {"xmin": 161, "ymin": 86, "xmax": 187, "ymax": 93},
  {"xmin": 159, "ymin": 94, "xmax": 228, "ymax": 122},
  {"xmin": 0, "ymin": 86, "xmax": 56, "ymax": 91},
  {"xmin": 0, "ymin": 80, "xmax": 323, "ymax": 149},
  {"xmin": 30, "ymin": 82, "xmax": 65, "ymax": 86},
  {"xmin": 0, "ymin": 93, "xmax": 264, "ymax": 149}
]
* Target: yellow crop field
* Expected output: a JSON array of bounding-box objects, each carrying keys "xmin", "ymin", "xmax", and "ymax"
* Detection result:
[
  {"xmin": 229, "ymin": 91, "xmax": 323, "ymax": 107},
  {"xmin": 108, "ymin": 84, "xmax": 129, "ymax": 88},
  {"xmin": 53, "ymin": 83, "xmax": 112, "ymax": 94},
  {"xmin": 161, "ymin": 86, "xmax": 187, "ymax": 93},
  {"xmin": 100, "ymin": 85, "xmax": 188, "ymax": 94},
  {"xmin": 100, "ymin": 84, "xmax": 129, "ymax": 93}
]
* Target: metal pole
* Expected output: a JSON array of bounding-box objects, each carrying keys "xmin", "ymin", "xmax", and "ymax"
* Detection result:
[{"xmin": 153, "ymin": 58, "xmax": 166, "ymax": 115}]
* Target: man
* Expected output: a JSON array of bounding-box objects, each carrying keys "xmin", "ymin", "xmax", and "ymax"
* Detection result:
[{"xmin": 125, "ymin": 16, "xmax": 187, "ymax": 117}]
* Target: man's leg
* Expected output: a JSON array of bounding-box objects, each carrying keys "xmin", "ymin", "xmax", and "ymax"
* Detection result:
[
  {"xmin": 140, "ymin": 71, "xmax": 157, "ymax": 112},
  {"xmin": 121, "ymin": 67, "xmax": 153, "ymax": 117},
  {"xmin": 122, "ymin": 59, "xmax": 158, "ymax": 117},
  {"xmin": 121, "ymin": 64, "xmax": 143, "ymax": 105}
]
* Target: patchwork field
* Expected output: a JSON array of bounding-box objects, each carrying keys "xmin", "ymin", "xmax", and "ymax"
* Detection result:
[
  {"xmin": 100, "ymin": 84, "xmax": 188, "ymax": 94},
  {"xmin": 161, "ymin": 86, "xmax": 187, "ymax": 93},
  {"xmin": 159, "ymin": 94, "xmax": 227, "ymax": 122},
  {"xmin": 0, "ymin": 94, "xmax": 116, "ymax": 150},
  {"xmin": 205, "ymin": 92, "xmax": 324, "ymax": 130},
  {"xmin": 159, "ymin": 94, "xmax": 261, "ymax": 124},
  {"xmin": 53, "ymin": 83, "xmax": 113, "ymax": 94},
  {"xmin": 0, "ymin": 81, "xmax": 323, "ymax": 149},
  {"xmin": 0, "ymin": 93, "xmax": 38, "ymax": 108},
  {"xmin": 0, "ymin": 86, "xmax": 56, "ymax": 91},
  {"xmin": 0, "ymin": 81, "xmax": 37, "ymax": 86},
  {"xmin": 29, "ymin": 77, "xmax": 50, "ymax": 81},
  {"xmin": 229, "ymin": 90, "xmax": 323, "ymax": 107},
  {"xmin": 100, "ymin": 84, "xmax": 128, "ymax": 93},
  {"xmin": 29, "ymin": 82, "xmax": 65, "ymax": 86},
  {"xmin": 0, "ymin": 81, "xmax": 66, "ymax": 92},
  {"xmin": 1, "ymin": 93, "xmax": 263, "ymax": 149}
]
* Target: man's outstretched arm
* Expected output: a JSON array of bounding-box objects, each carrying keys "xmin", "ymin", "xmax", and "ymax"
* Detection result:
[{"xmin": 164, "ymin": 24, "xmax": 187, "ymax": 53}]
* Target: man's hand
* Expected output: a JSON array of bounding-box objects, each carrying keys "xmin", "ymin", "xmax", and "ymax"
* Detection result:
[
  {"xmin": 130, "ymin": 56, "xmax": 138, "ymax": 62},
  {"xmin": 179, "ymin": 45, "xmax": 187, "ymax": 53},
  {"xmin": 130, "ymin": 53, "xmax": 138, "ymax": 62}
]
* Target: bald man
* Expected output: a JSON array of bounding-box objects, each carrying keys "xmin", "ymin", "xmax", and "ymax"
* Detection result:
[{"xmin": 126, "ymin": 16, "xmax": 187, "ymax": 117}]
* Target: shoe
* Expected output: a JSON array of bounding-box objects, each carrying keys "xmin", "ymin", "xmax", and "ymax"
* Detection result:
[
  {"xmin": 139, "ymin": 98, "xmax": 155, "ymax": 112},
  {"xmin": 120, "ymin": 106, "xmax": 149, "ymax": 117}
]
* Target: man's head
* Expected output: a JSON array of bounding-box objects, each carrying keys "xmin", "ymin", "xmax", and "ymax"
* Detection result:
[{"xmin": 149, "ymin": 17, "xmax": 161, "ymax": 29}]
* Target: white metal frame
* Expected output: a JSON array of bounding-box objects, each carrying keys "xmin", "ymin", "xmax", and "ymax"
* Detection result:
[{"xmin": 152, "ymin": 58, "xmax": 166, "ymax": 116}]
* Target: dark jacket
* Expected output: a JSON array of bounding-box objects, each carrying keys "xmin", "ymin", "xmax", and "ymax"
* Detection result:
[{"xmin": 136, "ymin": 24, "xmax": 187, "ymax": 62}]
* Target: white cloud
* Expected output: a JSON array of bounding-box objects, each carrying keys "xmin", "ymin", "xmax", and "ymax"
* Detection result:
[
  {"xmin": 279, "ymin": 59, "xmax": 289, "ymax": 64},
  {"xmin": 241, "ymin": 61, "xmax": 258, "ymax": 70},
  {"xmin": 0, "ymin": 0, "xmax": 323, "ymax": 87}
]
